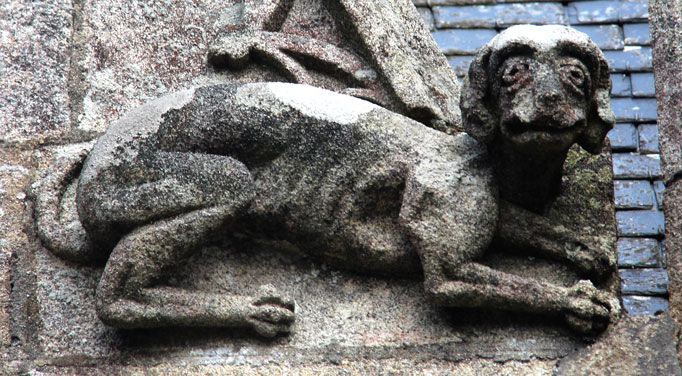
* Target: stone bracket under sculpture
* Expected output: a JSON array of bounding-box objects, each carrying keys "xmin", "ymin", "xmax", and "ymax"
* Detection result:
[{"xmin": 32, "ymin": 24, "xmax": 620, "ymax": 337}]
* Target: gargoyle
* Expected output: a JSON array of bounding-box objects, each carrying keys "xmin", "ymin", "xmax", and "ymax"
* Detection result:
[{"xmin": 34, "ymin": 25, "xmax": 619, "ymax": 337}]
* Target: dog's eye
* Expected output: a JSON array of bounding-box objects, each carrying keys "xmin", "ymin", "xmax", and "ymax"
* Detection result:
[
  {"xmin": 559, "ymin": 61, "xmax": 589, "ymax": 94},
  {"xmin": 562, "ymin": 65, "xmax": 585, "ymax": 86},
  {"xmin": 501, "ymin": 60, "xmax": 530, "ymax": 86}
]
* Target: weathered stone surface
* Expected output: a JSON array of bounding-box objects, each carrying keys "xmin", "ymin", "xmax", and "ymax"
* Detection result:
[
  {"xmin": 624, "ymin": 22, "xmax": 651, "ymax": 46},
  {"xmin": 603, "ymin": 47, "xmax": 653, "ymax": 72},
  {"xmin": 617, "ymin": 238, "xmax": 662, "ymax": 268},
  {"xmin": 651, "ymin": 1, "xmax": 682, "ymax": 364},
  {"xmin": 574, "ymin": 25, "xmax": 624, "ymax": 51},
  {"xmin": 0, "ymin": 1, "xmax": 73, "ymax": 144},
  {"xmin": 612, "ymin": 153, "xmax": 662, "ymax": 179},
  {"xmin": 556, "ymin": 314, "xmax": 682, "ymax": 376},
  {"xmin": 614, "ymin": 180, "xmax": 655, "ymax": 210},
  {"xmin": 607, "ymin": 123, "xmax": 637, "ymax": 150},
  {"xmin": 631, "ymin": 72, "xmax": 656, "ymax": 97},
  {"xmin": 620, "ymin": 268, "xmax": 669, "ymax": 295},
  {"xmin": 416, "ymin": 6, "xmax": 435, "ymax": 31},
  {"xmin": 0, "ymin": 148, "xmax": 34, "ymax": 349},
  {"xmin": 16, "ymin": 358, "xmax": 560, "ymax": 376},
  {"xmin": 616, "ymin": 210, "xmax": 666, "ymax": 237},
  {"xmin": 622, "ymin": 295, "xmax": 670, "ymax": 315},
  {"xmin": 610, "ymin": 73, "xmax": 632, "ymax": 97},
  {"xmin": 638, "ymin": 123, "xmax": 660, "ymax": 153}
]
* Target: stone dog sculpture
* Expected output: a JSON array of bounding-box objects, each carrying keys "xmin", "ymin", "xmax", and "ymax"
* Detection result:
[{"xmin": 34, "ymin": 25, "xmax": 618, "ymax": 337}]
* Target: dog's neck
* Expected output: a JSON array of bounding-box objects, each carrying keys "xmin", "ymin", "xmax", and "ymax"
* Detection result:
[{"xmin": 490, "ymin": 141, "xmax": 569, "ymax": 214}]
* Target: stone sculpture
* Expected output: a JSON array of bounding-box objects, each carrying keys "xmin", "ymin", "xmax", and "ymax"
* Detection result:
[{"xmin": 33, "ymin": 24, "xmax": 619, "ymax": 337}]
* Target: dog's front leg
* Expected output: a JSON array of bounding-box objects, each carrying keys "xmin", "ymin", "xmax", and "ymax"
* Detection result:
[{"xmin": 497, "ymin": 200, "xmax": 616, "ymax": 280}]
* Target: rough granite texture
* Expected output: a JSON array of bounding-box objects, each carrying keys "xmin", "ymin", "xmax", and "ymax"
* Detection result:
[
  {"xmin": 651, "ymin": 0, "xmax": 682, "ymax": 363},
  {"xmin": 1, "ymin": 0, "xmax": 681, "ymax": 374}
]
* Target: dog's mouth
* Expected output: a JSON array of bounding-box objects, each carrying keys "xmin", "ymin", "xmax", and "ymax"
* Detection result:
[{"xmin": 502, "ymin": 117, "xmax": 585, "ymax": 135}]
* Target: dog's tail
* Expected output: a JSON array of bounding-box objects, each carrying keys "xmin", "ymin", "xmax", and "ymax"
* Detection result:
[{"xmin": 32, "ymin": 144, "xmax": 105, "ymax": 264}]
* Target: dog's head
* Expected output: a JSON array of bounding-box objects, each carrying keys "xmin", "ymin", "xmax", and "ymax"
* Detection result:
[{"xmin": 460, "ymin": 25, "xmax": 615, "ymax": 155}]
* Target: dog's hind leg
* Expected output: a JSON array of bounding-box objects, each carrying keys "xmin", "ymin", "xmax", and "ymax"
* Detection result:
[{"xmin": 91, "ymin": 153, "xmax": 295, "ymax": 336}]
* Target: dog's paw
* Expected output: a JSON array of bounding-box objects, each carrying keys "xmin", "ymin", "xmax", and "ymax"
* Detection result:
[
  {"xmin": 563, "ymin": 280, "xmax": 619, "ymax": 335},
  {"xmin": 246, "ymin": 284, "xmax": 296, "ymax": 337},
  {"xmin": 565, "ymin": 237, "xmax": 615, "ymax": 280}
]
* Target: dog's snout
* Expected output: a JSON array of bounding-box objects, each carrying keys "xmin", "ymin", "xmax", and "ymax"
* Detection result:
[{"xmin": 537, "ymin": 89, "xmax": 561, "ymax": 106}]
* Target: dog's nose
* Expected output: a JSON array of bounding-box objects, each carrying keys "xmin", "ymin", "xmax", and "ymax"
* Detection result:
[{"xmin": 538, "ymin": 89, "xmax": 562, "ymax": 106}]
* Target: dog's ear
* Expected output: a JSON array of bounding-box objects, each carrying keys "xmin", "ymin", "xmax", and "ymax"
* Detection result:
[
  {"xmin": 460, "ymin": 46, "xmax": 498, "ymax": 143},
  {"xmin": 577, "ymin": 51, "xmax": 616, "ymax": 154}
]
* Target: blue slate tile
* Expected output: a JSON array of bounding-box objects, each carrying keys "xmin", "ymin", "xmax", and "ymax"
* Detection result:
[
  {"xmin": 631, "ymin": 73, "xmax": 656, "ymax": 97},
  {"xmin": 434, "ymin": 3, "xmax": 566, "ymax": 29},
  {"xmin": 617, "ymin": 238, "xmax": 661, "ymax": 268},
  {"xmin": 638, "ymin": 123, "xmax": 660, "ymax": 153},
  {"xmin": 567, "ymin": 1, "xmax": 620, "ymax": 24},
  {"xmin": 616, "ymin": 210, "xmax": 665, "ymax": 237},
  {"xmin": 624, "ymin": 23, "xmax": 651, "ymax": 46},
  {"xmin": 620, "ymin": 268, "xmax": 669, "ymax": 295},
  {"xmin": 574, "ymin": 25, "xmax": 623, "ymax": 50},
  {"xmin": 619, "ymin": 1, "xmax": 649, "ymax": 22},
  {"xmin": 611, "ymin": 98, "xmax": 657, "ymax": 122},
  {"xmin": 611, "ymin": 74, "xmax": 631, "ymax": 97},
  {"xmin": 603, "ymin": 47, "xmax": 653, "ymax": 72},
  {"xmin": 614, "ymin": 180, "xmax": 655, "ymax": 209},
  {"xmin": 417, "ymin": 7, "xmax": 435, "ymax": 31},
  {"xmin": 607, "ymin": 123, "xmax": 637, "ymax": 150},
  {"xmin": 433, "ymin": 5, "xmax": 498, "ymax": 28},
  {"xmin": 653, "ymin": 180, "xmax": 665, "ymax": 209},
  {"xmin": 496, "ymin": 3, "xmax": 567, "ymax": 27},
  {"xmin": 612, "ymin": 153, "xmax": 662, "ymax": 179},
  {"xmin": 622, "ymin": 296, "xmax": 669, "ymax": 315},
  {"xmin": 448, "ymin": 55, "xmax": 474, "ymax": 76},
  {"xmin": 432, "ymin": 29, "xmax": 497, "ymax": 55},
  {"xmin": 567, "ymin": 1, "xmax": 648, "ymax": 24}
]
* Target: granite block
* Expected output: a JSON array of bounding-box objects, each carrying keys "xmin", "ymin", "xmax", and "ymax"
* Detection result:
[
  {"xmin": 610, "ymin": 74, "xmax": 632, "ymax": 97},
  {"xmin": 631, "ymin": 73, "xmax": 656, "ymax": 97},
  {"xmin": 611, "ymin": 98, "xmax": 657, "ymax": 122},
  {"xmin": 0, "ymin": 1, "xmax": 73, "ymax": 143},
  {"xmin": 620, "ymin": 268, "xmax": 669, "ymax": 295},
  {"xmin": 614, "ymin": 180, "xmax": 655, "ymax": 210},
  {"xmin": 612, "ymin": 153, "xmax": 662, "ymax": 179},
  {"xmin": 607, "ymin": 123, "xmax": 637, "ymax": 150},
  {"xmin": 603, "ymin": 48, "xmax": 653, "ymax": 72},
  {"xmin": 622, "ymin": 296, "xmax": 670, "ymax": 315},
  {"xmin": 573, "ymin": 25, "xmax": 624, "ymax": 50},
  {"xmin": 617, "ymin": 238, "xmax": 661, "ymax": 268},
  {"xmin": 432, "ymin": 29, "xmax": 498, "ymax": 54},
  {"xmin": 616, "ymin": 210, "xmax": 666, "ymax": 237},
  {"xmin": 638, "ymin": 123, "xmax": 660, "ymax": 153},
  {"xmin": 624, "ymin": 23, "xmax": 651, "ymax": 45},
  {"xmin": 417, "ymin": 7, "xmax": 435, "ymax": 31}
]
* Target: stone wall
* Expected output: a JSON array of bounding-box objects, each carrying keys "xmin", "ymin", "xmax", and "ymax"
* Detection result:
[{"xmin": 1, "ymin": 0, "xmax": 681, "ymax": 374}]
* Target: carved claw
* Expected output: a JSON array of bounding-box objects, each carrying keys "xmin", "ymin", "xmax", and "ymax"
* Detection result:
[
  {"xmin": 246, "ymin": 285, "xmax": 296, "ymax": 337},
  {"xmin": 563, "ymin": 280, "xmax": 618, "ymax": 335}
]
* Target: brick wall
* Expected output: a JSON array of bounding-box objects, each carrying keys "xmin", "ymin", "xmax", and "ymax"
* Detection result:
[{"xmin": 414, "ymin": 0, "xmax": 668, "ymax": 315}]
